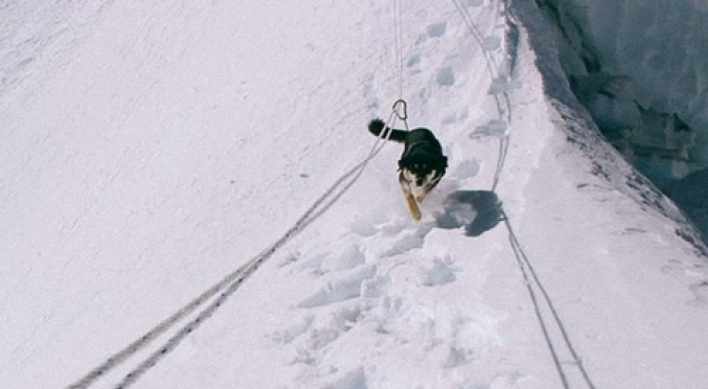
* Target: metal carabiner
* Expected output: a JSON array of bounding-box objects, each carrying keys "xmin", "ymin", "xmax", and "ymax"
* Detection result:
[{"xmin": 392, "ymin": 99, "xmax": 408, "ymax": 121}]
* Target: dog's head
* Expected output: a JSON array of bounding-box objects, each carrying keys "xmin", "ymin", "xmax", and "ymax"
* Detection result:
[{"xmin": 398, "ymin": 155, "xmax": 448, "ymax": 195}]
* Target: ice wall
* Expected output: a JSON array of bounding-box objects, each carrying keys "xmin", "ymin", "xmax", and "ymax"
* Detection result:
[
  {"xmin": 563, "ymin": 0, "xmax": 708, "ymax": 128},
  {"xmin": 534, "ymin": 0, "xmax": 708, "ymax": 239},
  {"xmin": 537, "ymin": 0, "xmax": 708, "ymax": 187}
]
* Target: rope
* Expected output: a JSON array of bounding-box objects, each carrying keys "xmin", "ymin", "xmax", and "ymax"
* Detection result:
[
  {"xmin": 501, "ymin": 208, "xmax": 597, "ymax": 389},
  {"xmin": 492, "ymin": 136, "xmax": 510, "ymax": 192},
  {"xmin": 452, "ymin": 1, "xmax": 597, "ymax": 387},
  {"xmin": 490, "ymin": 0, "xmax": 514, "ymax": 193},
  {"xmin": 393, "ymin": 0, "xmax": 405, "ymax": 99},
  {"xmin": 503, "ymin": 209, "xmax": 569, "ymax": 389},
  {"xmin": 66, "ymin": 106, "xmax": 405, "ymax": 389},
  {"xmin": 66, "ymin": 260, "xmax": 252, "ymax": 389},
  {"xmin": 451, "ymin": 0, "xmax": 512, "ymax": 192},
  {"xmin": 67, "ymin": 1, "xmax": 507, "ymax": 387}
]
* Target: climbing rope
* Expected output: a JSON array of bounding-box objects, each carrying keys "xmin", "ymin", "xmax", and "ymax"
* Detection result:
[
  {"xmin": 501, "ymin": 209, "xmax": 598, "ymax": 389},
  {"xmin": 68, "ymin": 5, "xmax": 413, "ymax": 383},
  {"xmin": 62, "ymin": 0, "xmax": 505, "ymax": 387},
  {"xmin": 451, "ymin": 0, "xmax": 512, "ymax": 192},
  {"xmin": 451, "ymin": 1, "xmax": 598, "ymax": 387},
  {"xmin": 65, "ymin": 104, "xmax": 406, "ymax": 389},
  {"xmin": 393, "ymin": 0, "xmax": 405, "ymax": 99}
]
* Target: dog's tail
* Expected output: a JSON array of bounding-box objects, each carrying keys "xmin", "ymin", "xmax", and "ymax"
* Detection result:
[{"xmin": 368, "ymin": 118, "xmax": 407, "ymax": 143}]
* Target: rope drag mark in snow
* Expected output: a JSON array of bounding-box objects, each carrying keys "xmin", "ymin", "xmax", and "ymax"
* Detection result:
[
  {"xmin": 501, "ymin": 208, "xmax": 598, "ymax": 389},
  {"xmin": 452, "ymin": 0, "xmax": 515, "ymax": 192},
  {"xmin": 65, "ymin": 107, "xmax": 405, "ymax": 389}
]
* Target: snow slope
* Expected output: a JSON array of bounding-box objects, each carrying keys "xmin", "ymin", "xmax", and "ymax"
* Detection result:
[{"xmin": 2, "ymin": 1, "xmax": 707, "ymax": 389}]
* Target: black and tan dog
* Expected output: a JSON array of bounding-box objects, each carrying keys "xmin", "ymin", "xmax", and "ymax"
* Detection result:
[{"xmin": 368, "ymin": 118, "xmax": 448, "ymax": 220}]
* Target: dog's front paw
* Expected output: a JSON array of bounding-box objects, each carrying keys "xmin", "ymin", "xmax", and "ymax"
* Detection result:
[{"xmin": 404, "ymin": 191, "xmax": 422, "ymax": 221}]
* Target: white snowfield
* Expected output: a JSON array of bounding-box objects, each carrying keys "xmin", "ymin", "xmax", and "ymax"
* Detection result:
[{"xmin": 1, "ymin": 1, "xmax": 707, "ymax": 389}]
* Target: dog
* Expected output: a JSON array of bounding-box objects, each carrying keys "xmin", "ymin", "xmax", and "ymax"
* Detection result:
[{"xmin": 368, "ymin": 118, "xmax": 448, "ymax": 220}]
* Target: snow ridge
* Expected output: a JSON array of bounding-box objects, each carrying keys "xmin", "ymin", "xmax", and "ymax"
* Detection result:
[
  {"xmin": 65, "ymin": 2, "xmax": 532, "ymax": 388},
  {"xmin": 257, "ymin": 2, "xmax": 599, "ymax": 388},
  {"xmin": 66, "ymin": 1, "xmax": 593, "ymax": 388}
]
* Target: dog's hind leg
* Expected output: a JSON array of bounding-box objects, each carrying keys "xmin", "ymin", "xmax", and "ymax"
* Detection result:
[{"xmin": 403, "ymin": 189, "xmax": 422, "ymax": 221}]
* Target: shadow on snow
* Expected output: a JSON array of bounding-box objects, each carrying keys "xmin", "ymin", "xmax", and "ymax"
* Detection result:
[{"xmin": 435, "ymin": 190, "xmax": 502, "ymax": 237}]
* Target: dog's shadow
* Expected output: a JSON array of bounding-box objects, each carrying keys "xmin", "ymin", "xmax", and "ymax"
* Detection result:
[{"xmin": 435, "ymin": 190, "xmax": 502, "ymax": 237}]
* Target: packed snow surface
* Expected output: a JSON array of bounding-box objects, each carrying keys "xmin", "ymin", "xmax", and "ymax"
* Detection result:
[{"xmin": 2, "ymin": 1, "xmax": 707, "ymax": 389}]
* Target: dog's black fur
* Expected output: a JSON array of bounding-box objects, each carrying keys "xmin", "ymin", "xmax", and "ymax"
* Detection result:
[{"xmin": 368, "ymin": 118, "xmax": 448, "ymax": 201}]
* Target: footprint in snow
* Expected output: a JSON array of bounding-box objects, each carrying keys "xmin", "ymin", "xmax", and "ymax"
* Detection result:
[
  {"xmin": 271, "ymin": 314, "xmax": 315, "ymax": 345},
  {"xmin": 442, "ymin": 107, "xmax": 470, "ymax": 125},
  {"xmin": 324, "ymin": 368, "xmax": 367, "ymax": 389},
  {"xmin": 426, "ymin": 21, "xmax": 447, "ymax": 38},
  {"xmin": 407, "ymin": 53, "xmax": 423, "ymax": 75},
  {"xmin": 488, "ymin": 75, "xmax": 516, "ymax": 95},
  {"xmin": 483, "ymin": 35, "xmax": 502, "ymax": 51},
  {"xmin": 298, "ymin": 266, "xmax": 376, "ymax": 308},
  {"xmin": 407, "ymin": 53, "xmax": 421, "ymax": 68},
  {"xmin": 321, "ymin": 243, "xmax": 366, "ymax": 272},
  {"xmin": 449, "ymin": 159, "xmax": 481, "ymax": 181},
  {"xmin": 367, "ymin": 222, "xmax": 435, "ymax": 259},
  {"xmin": 436, "ymin": 66, "xmax": 456, "ymax": 87},
  {"xmin": 420, "ymin": 258, "xmax": 460, "ymax": 287},
  {"xmin": 689, "ymin": 281, "xmax": 708, "ymax": 307},
  {"xmin": 470, "ymin": 119, "xmax": 509, "ymax": 139},
  {"xmin": 276, "ymin": 305, "xmax": 365, "ymax": 367}
]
